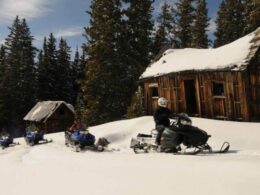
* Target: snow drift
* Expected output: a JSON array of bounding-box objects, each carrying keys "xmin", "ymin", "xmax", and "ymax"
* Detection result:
[{"xmin": 1, "ymin": 117, "xmax": 260, "ymax": 195}]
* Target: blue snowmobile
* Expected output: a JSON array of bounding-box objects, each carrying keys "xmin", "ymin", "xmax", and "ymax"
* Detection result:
[
  {"xmin": 0, "ymin": 134, "xmax": 19, "ymax": 149},
  {"xmin": 25, "ymin": 130, "xmax": 52, "ymax": 146},
  {"xmin": 65, "ymin": 129, "xmax": 104, "ymax": 152}
]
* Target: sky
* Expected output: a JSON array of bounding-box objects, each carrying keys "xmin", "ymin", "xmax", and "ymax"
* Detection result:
[{"xmin": 0, "ymin": 0, "xmax": 223, "ymax": 56}]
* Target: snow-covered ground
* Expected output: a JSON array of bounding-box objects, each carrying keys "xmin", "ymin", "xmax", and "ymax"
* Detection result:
[{"xmin": 1, "ymin": 117, "xmax": 260, "ymax": 195}]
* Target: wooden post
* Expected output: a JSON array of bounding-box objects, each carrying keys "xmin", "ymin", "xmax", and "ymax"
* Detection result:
[{"xmin": 195, "ymin": 74, "xmax": 201, "ymax": 116}]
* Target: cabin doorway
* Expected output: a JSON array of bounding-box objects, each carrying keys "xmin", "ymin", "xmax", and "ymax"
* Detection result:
[
  {"xmin": 184, "ymin": 80, "xmax": 197, "ymax": 115},
  {"xmin": 147, "ymin": 83, "xmax": 159, "ymax": 114}
]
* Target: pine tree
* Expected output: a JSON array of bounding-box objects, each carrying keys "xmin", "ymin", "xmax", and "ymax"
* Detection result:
[
  {"xmin": 78, "ymin": 49, "xmax": 87, "ymax": 81},
  {"xmin": 81, "ymin": 0, "xmax": 127, "ymax": 125},
  {"xmin": 4, "ymin": 16, "xmax": 37, "ymax": 129},
  {"xmin": 225, "ymin": 0, "xmax": 245, "ymax": 41},
  {"xmin": 234, "ymin": 0, "xmax": 246, "ymax": 38},
  {"xmin": 123, "ymin": 0, "xmax": 154, "ymax": 73},
  {"xmin": 74, "ymin": 48, "xmax": 87, "ymax": 117},
  {"xmin": 214, "ymin": 1, "xmax": 228, "ymax": 47},
  {"xmin": 175, "ymin": 0, "xmax": 195, "ymax": 48},
  {"xmin": 38, "ymin": 34, "xmax": 58, "ymax": 100},
  {"xmin": 153, "ymin": 2, "xmax": 178, "ymax": 55},
  {"xmin": 244, "ymin": 0, "xmax": 260, "ymax": 34},
  {"xmin": 71, "ymin": 47, "xmax": 80, "ymax": 104},
  {"xmin": 214, "ymin": 0, "xmax": 246, "ymax": 47},
  {"xmin": 191, "ymin": 0, "xmax": 209, "ymax": 48},
  {"xmin": 38, "ymin": 37, "xmax": 49, "ymax": 100},
  {"xmin": 126, "ymin": 87, "xmax": 144, "ymax": 118},
  {"xmin": 0, "ymin": 45, "xmax": 7, "ymax": 87},
  {"xmin": 121, "ymin": 0, "xmax": 154, "ymax": 119},
  {"xmin": 0, "ymin": 45, "xmax": 10, "ymax": 127},
  {"xmin": 46, "ymin": 33, "xmax": 58, "ymax": 100},
  {"xmin": 36, "ymin": 49, "xmax": 43, "ymax": 100},
  {"xmin": 72, "ymin": 47, "xmax": 86, "ymax": 105},
  {"xmin": 56, "ymin": 38, "xmax": 73, "ymax": 103}
]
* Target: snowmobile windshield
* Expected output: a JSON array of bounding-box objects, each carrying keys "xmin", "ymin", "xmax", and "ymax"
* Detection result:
[
  {"xmin": 178, "ymin": 114, "xmax": 192, "ymax": 126},
  {"xmin": 180, "ymin": 119, "xmax": 192, "ymax": 126}
]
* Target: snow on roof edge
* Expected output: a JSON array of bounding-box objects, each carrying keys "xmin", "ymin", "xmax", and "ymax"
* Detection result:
[
  {"xmin": 140, "ymin": 28, "xmax": 260, "ymax": 80},
  {"xmin": 23, "ymin": 101, "xmax": 75, "ymax": 122}
]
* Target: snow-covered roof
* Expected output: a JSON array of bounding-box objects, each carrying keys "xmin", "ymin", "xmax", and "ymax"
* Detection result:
[
  {"xmin": 141, "ymin": 28, "xmax": 260, "ymax": 79},
  {"xmin": 23, "ymin": 101, "xmax": 75, "ymax": 122}
]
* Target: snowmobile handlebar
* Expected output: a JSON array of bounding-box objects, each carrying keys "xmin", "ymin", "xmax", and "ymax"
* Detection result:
[{"xmin": 170, "ymin": 113, "xmax": 192, "ymax": 126}]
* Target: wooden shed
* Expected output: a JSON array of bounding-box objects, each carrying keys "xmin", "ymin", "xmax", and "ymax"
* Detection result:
[
  {"xmin": 140, "ymin": 28, "xmax": 260, "ymax": 122},
  {"xmin": 23, "ymin": 101, "xmax": 75, "ymax": 133}
]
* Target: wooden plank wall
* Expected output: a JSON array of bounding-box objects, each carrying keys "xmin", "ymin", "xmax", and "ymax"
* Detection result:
[
  {"xmin": 142, "ymin": 71, "xmax": 251, "ymax": 121},
  {"xmin": 249, "ymin": 71, "xmax": 260, "ymax": 120},
  {"xmin": 247, "ymin": 49, "xmax": 260, "ymax": 121}
]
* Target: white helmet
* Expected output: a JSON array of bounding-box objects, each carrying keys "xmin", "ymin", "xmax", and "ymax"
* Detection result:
[{"xmin": 158, "ymin": 97, "xmax": 168, "ymax": 107}]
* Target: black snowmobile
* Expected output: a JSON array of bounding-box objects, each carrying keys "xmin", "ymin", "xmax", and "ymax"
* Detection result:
[
  {"xmin": 130, "ymin": 114, "xmax": 230, "ymax": 155},
  {"xmin": 24, "ymin": 130, "xmax": 52, "ymax": 146},
  {"xmin": 65, "ymin": 130, "xmax": 104, "ymax": 152}
]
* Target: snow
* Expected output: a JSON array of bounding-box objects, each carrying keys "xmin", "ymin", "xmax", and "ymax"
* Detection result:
[
  {"xmin": 30, "ymin": 105, "xmax": 42, "ymax": 119},
  {"xmin": 1, "ymin": 117, "xmax": 260, "ymax": 195},
  {"xmin": 141, "ymin": 30, "xmax": 257, "ymax": 79},
  {"xmin": 24, "ymin": 101, "xmax": 75, "ymax": 122}
]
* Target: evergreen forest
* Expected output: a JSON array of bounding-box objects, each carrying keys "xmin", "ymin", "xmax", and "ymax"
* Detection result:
[{"xmin": 0, "ymin": 0, "xmax": 259, "ymax": 136}]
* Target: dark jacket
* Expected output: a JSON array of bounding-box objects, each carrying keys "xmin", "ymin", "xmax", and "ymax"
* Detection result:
[
  {"xmin": 153, "ymin": 106, "xmax": 172, "ymax": 127},
  {"xmin": 153, "ymin": 106, "xmax": 172, "ymax": 145}
]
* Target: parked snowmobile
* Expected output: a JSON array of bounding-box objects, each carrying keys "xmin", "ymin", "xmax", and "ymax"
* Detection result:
[
  {"xmin": 0, "ymin": 135, "xmax": 19, "ymax": 149},
  {"xmin": 25, "ymin": 130, "xmax": 52, "ymax": 146},
  {"xmin": 130, "ymin": 114, "xmax": 230, "ymax": 154},
  {"xmin": 65, "ymin": 130, "xmax": 104, "ymax": 152}
]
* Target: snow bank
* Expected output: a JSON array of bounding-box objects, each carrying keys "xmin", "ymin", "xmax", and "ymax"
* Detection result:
[
  {"xmin": 141, "ymin": 30, "xmax": 256, "ymax": 79},
  {"xmin": 1, "ymin": 117, "xmax": 260, "ymax": 195}
]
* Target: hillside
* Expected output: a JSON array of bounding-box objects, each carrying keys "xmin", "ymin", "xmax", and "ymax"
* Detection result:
[{"xmin": 1, "ymin": 117, "xmax": 260, "ymax": 195}]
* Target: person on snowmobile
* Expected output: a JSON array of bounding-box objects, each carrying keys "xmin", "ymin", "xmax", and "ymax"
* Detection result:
[
  {"xmin": 153, "ymin": 97, "xmax": 173, "ymax": 145},
  {"xmin": 154, "ymin": 98, "xmax": 191, "ymax": 153},
  {"xmin": 69, "ymin": 118, "xmax": 86, "ymax": 132},
  {"xmin": 0, "ymin": 128, "xmax": 13, "ymax": 148},
  {"xmin": 0, "ymin": 128, "xmax": 12, "ymax": 139}
]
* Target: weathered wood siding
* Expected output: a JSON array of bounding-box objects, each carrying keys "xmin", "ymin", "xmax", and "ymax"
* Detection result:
[
  {"xmin": 142, "ymin": 70, "xmax": 253, "ymax": 121},
  {"xmin": 44, "ymin": 104, "xmax": 74, "ymax": 133},
  {"xmin": 248, "ymin": 48, "xmax": 260, "ymax": 121}
]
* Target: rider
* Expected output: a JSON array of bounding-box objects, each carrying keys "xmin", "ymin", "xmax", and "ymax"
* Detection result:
[
  {"xmin": 0, "ymin": 127, "xmax": 13, "ymax": 147},
  {"xmin": 69, "ymin": 118, "xmax": 86, "ymax": 132},
  {"xmin": 154, "ymin": 97, "xmax": 183, "ymax": 153},
  {"xmin": 153, "ymin": 97, "xmax": 172, "ymax": 145}
]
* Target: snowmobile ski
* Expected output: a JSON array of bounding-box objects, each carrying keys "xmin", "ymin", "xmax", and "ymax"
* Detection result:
[
  {"xmin": 178, "ymin": 142, "xmax": 230, "ymax": 155},
  {"xmin": 26, "ymin": 139, "xmax": 53, "ymax": 146},
  {"xmin": 70, "ymin": 144, "xmax": 104, "ymax": 152},
  {"xmin": 207, "ymin": 142, "xmax": 230, "ymax": 154},
  {"xmin": 1, "ymin": 142, "xmax": 20, "ymax": 150}
]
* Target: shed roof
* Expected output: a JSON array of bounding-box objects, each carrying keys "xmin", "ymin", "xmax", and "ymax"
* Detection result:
[
  {"xmin": 23, "ymin": 101, "xmax": 75, "ymax": 122},
  {"xmin": 141, "ymin": 28, "xmax": 260, "ymax": 79}
]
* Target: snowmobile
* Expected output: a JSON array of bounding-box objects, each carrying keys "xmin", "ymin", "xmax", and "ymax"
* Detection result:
[
  {"xmin": 24, "ymin": 130, "xmax": 52, "ymax": 146},
  {"xmin": 0, "ymin": 135, "xmax": 19, "ymax": 149},
  {"xmin": 130, "ymin": 114, "xmax": 230, "ymax": 155},
  {"xmin": 65, "ymin": 130, "xmax": 104, "ymax": 152}
]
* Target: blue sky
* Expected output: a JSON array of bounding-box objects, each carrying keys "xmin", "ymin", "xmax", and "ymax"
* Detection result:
[{"xmin": 0, "ymin": 0, "xmax": 222, "ymax": 56}]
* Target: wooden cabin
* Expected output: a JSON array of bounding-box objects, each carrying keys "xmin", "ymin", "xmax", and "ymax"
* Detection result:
[
  {"xmin": 140, "ymin": 28, "xmax": 260, "ymax": 122},
  {"xmin": 23, "ymin": 101, "xmax": 75, "ymax": 133}
]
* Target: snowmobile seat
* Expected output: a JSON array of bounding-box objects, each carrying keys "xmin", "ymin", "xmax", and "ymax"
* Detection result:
[{"xmin": 137, "ymin": 133, "xmax": 152, "ymax": 138}]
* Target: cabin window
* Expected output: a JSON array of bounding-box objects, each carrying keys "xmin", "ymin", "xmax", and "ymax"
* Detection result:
[
  {"xmin": 150, "ymin": 87, "xmax": 159, "ymax": 97},
  {"xmin": 59, "ymin": 109, "xmax": 65, "ymax": 115},
  {"xmin": 213, "ymin": 82, "xmax": 225, "ymax": 96}
]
